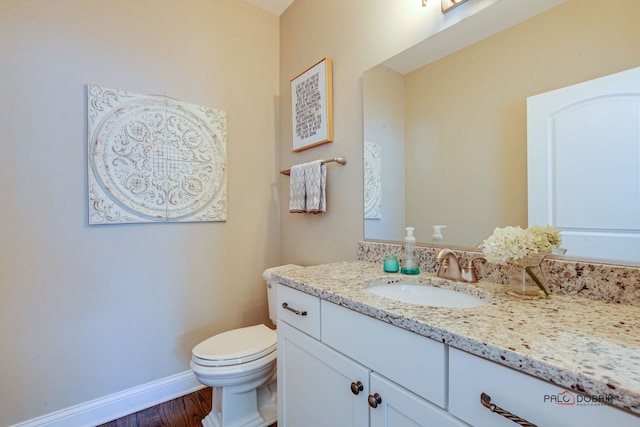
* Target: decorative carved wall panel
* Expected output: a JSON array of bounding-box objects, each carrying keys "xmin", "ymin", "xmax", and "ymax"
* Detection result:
[
  {"xmin": 364, "ymin": 141, "xmax": 382, "ymax": 219},
  {"xmin": 87, "ymin": 85, "xmax": 227, "ymax": 224}
]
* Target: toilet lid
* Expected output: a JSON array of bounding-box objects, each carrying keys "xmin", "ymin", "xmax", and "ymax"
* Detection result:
[{"xmin": 192, "ymin": 324, "xmax": 277, "ymax": 367}]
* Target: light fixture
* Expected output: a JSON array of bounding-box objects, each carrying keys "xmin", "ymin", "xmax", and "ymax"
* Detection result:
[
  {"xmin": 442, "ymin": 0, "xmax": 470, "ymax": 12},
  {"xmin": 422, "ymin": 0, "xmax": 427, "ymax": 5}
]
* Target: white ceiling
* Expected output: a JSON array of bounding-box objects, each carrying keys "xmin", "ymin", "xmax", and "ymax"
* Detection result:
[{"xmin": 242, "ymin": 0, "xmax": 294, "ymax": 16}]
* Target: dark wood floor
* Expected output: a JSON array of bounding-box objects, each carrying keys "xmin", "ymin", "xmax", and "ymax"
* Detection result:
[{"xmin": 97, "ymin": 387, "xmax": 277, "ymax": 427}]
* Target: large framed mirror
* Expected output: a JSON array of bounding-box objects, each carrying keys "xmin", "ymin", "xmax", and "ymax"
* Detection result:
[{"xmin": 363, "ymin": 0, "xmax": 640, "ymax": 265}]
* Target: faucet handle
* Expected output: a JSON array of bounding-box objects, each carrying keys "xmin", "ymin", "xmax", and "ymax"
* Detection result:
[
  {"xmin": 461, "ymin": 257, "xmax": 486, "ymax": 283},
  {"xmin": 467, "ymin": 257, "xmax": 486, "ymax": 269}
]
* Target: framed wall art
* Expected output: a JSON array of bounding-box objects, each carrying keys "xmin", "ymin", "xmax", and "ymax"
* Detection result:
[
  {"xmin": 290, "ymin": 57, "xmax": 333, "ymax": 152},
  {"xmin": 87, "ymin": 84, "xmax": 227, "ymax": 225}
]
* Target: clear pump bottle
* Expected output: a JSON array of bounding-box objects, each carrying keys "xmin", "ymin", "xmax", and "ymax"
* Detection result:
[
  {"xmin": 432, "ymin": 225, "xmax": 447, "ymax": 244},
  {"xmin": 401, "ymin": 227, "xmax": 420, "ymax": 275}
]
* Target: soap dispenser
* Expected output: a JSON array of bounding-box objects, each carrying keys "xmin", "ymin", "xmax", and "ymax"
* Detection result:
[
  {"xmin": 401, "ymin": 227, "xmax": 420, "ymax": 275},
  {"xmin": 432, "ymin": 225, "xmax": 447, "ymax": 244}
]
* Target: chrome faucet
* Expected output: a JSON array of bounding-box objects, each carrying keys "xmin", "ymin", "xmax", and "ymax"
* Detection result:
[{"xmin": 436, "ymin": 249, "xmax": 485, "ymax": 283}]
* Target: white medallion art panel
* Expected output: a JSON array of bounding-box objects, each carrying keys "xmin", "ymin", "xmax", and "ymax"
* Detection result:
[
  {"xmin": 87, "ymin": 85, "xmax": 227, "ymax": 224},
  {"xmin": 364, "ymin": 141, "xmax": 382, "ymax": 219}
]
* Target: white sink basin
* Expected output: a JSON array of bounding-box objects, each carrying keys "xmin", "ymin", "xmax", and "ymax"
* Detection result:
[{"xmin": 366, "ymin": 283, "xmax": 488, "ymax": 308}]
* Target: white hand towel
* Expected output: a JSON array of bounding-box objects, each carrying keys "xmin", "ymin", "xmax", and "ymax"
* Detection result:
[
  {"xmin": 289, "ymin": 164, "xmax": 307, "ymax": 213},
  {"xmin": 306, "ymin": 160, "xmax": 326, "ymax": 214}
]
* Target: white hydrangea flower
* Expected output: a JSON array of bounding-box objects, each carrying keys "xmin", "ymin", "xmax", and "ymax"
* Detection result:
[{"xmin": 482, "ymin": 225, "xmax": 562, "ymax": 265}]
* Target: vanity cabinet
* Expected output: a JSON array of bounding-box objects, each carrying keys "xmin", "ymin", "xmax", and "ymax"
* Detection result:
[
  {"xmin": 277, "ymin": 284, "xmax": 466, "ymax": 427},
  {"xmin": 277, "ymin": 284, "xmax": 639, "ymax": 426},
  {"xmin": 449, "ymin": 347, "xmax": 639, "ymax": 427}
]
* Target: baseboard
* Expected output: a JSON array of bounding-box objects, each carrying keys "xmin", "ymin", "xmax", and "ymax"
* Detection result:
[{"xmin": 10, "ymin": 370, "xmax": 205, "ymax": 427}]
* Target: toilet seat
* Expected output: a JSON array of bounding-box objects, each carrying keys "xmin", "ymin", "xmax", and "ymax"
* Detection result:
[{"xmin": 192, "ymin": 324, "xmax": 276, "ymax": 367}]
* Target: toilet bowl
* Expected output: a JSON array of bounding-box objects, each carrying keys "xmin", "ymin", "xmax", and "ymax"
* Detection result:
[
  {"xmin": 190, "ymin": 265, "xmax": 301, "ymax": 427},
  {"xmin": 190, "ymin": 325, "xmax": 278, "ymax": 427}
]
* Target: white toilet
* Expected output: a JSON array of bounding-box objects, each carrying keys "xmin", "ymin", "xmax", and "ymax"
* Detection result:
[{"xmin": 190, "ymin": 265, "xmax": 301, "ymax": 427}]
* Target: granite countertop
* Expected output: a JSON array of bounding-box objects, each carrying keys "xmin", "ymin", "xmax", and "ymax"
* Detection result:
[{"xmin": 273, "ymin": 260, "xmax": 640, "ymax": 416}]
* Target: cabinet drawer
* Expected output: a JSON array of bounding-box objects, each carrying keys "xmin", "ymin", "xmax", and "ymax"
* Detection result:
[
  {"xmin": 277, "ymin": 284, "xmax": 321, "ymax": 339},
  {"xmin": 449, "ymin": 347, "xmax": 639, "ymax": 427},
  {"xmin": 321, "ymin": 301, "xmax": 446, "ymax": 408}
]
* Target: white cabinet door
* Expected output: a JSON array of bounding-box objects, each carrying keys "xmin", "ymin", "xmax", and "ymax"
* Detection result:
[
  {"xmin": 527, "ymin": 66, "xmax": 640, "ymax": 262},
  {"xmin": 277, "ymin": 321, "xmax": 370, "ymax": 427},
  {"xmin": 369, "ymin": 373, "xmax": 468, "ymax": 427}
]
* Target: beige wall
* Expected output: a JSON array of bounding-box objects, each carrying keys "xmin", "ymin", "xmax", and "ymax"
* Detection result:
[
  {"xmin": 0, "ymin": 1, "xmax": 279, "ymax": 425},
  {"xmin": 404, "ymin": 0, "xmax": 640, "ymax": 246},
  {"xmin": 279, "ymin": 0, "xmax": 473, "ymax": 263}
]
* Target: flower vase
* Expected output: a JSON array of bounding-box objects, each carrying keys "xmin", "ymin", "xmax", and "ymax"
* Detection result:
[{"xmin": 505, "ymin": 255, "xmax": 549, "ymax": 300}]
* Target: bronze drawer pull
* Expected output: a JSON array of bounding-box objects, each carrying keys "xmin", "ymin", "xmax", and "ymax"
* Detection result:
[
  {"xmin": 281, "ymin": 302, "xmax": 307, "ymax": 316},
  {"xmin": 480, "ymin": 393, "xmax": 537, "ymax": 427}
]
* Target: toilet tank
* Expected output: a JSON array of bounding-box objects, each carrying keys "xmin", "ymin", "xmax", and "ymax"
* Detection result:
[{"xmin": 263, "ymin": 264, "xmax": 302, "ymax": 326}]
